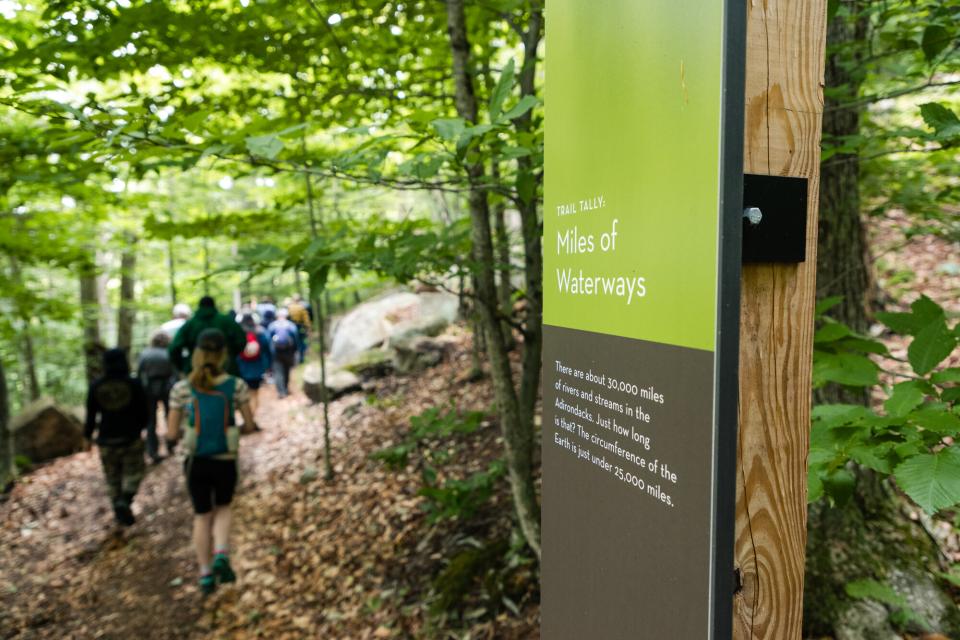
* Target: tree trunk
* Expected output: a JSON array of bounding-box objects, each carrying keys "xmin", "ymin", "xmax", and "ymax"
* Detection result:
[
  {"xmin": 445, "ymin": 0, "xmax": 541, "ymax": 559},
  {"xmin": 490, "ymin": 164, "xmax": 516, "ymax": 351},
  {"xmin": 512, "ymin": 6, "xmax": 544, "ymax": 431},
  {"xmin": 8, "ymin": 257, "xmax": 41, "ymax": 401},
  {"xmin": 0, "ymin": 359, "xmax": 12, "ymax": 488},
  {"xmin": 817, "ymin": 3, "xmax": 871, "ymax": 335},
  {"xmin": 301, "ymin": 130, "xmax": 334, "ymax": 482},
  {"xmin": 21, "ymin": 328, "xmax": 40, "ymax": 402},
  {"xmin": 805, "ymin": 5, "xmax": 960, "ymax": 637},
  {"xmin": 117, "ymin": 240, "xmax": 137, "ymax": 355},
  {"xmin": 80, "ymin": 260, "xmax": 102, "ymax": 385}
]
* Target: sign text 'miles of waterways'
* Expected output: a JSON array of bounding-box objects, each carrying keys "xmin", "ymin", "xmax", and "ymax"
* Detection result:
[{"xmin": 554, "ymin": 195, "xmax": 647, "ymax": 305}]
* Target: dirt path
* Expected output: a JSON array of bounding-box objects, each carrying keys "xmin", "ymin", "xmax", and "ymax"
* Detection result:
[
  {"xmin": 0, "ymin": 385, "xmax": 341, "ymax": 639},
  {"xmin": 1, "ymin": 338, "xmax": 538, "ymax": 640}
]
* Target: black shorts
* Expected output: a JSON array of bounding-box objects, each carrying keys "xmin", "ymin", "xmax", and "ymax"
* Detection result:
[
  {"xmin": 185, "ymin": 458, "xmax": 238, "ymax": 514},
  {"xmin": 242, "ymin": 377, "xmax": 262, "ymax": 390}
]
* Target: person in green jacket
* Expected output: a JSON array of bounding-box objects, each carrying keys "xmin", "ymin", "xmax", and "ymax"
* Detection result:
[{"xmin": 169, "ymin": 296, "xmax": 246, "ymax": 376}]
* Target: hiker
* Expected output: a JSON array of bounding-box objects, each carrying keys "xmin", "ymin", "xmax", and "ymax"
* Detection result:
[
  {"xmin": 168, "ymin": 296, "xmax": 246, "ymax": 376},
  {"xmin": 256, "ymin": 296, "xmax": 277, "ymax": 330},
  {"xmin": 267, "ymin": 308, "xmax": 300, "ymax": 399},
  {"xmin": 161, "ymin": 303, "xmax": 192, "ymax": 339},
  {"xmin": 137, "ymin": 332, "xmax": 176, "ymax": 463},
  {"xmin": 287, "ymin": 293, "xmax": 311, "ymax": 363},
  {"xmin": 85, "ymin": 348, "xmax": 149, "ymax": 527},
  {"xmin": 236, "ymin": 313, "xmax": 272, "ymax": 417},
  {"xmin": 166, "ymin": 329, "xmax": 257, "ymax": 596}
]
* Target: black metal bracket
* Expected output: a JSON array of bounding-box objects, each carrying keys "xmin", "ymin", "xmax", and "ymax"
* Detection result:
[{"xmin": 741, "ymin": 173, "xmax": 809, "ymax": 263}]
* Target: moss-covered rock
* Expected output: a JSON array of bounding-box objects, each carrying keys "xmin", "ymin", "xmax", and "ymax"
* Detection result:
[{"xmin": 804, "ymin": 470, "xmax": 960, "ymax": 638}]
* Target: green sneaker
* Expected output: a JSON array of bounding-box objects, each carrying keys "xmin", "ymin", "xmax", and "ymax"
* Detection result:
[
  {"xmin": 212, "ymin": 553, "xmax": 236, "ymax": 585},
  {"xmin": 199, "ymin": 574, "xmax": 216, "ymax": 596}
]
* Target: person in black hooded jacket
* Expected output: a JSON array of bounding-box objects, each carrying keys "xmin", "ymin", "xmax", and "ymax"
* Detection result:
[{"xmin": 85, "ymin": 348, "xmax": 149, "ymax": 527}]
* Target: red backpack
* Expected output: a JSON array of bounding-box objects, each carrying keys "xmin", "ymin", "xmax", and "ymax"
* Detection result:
[{"xmin": 240, "ymin": 331, "xmax": 262, "ymax": 361}]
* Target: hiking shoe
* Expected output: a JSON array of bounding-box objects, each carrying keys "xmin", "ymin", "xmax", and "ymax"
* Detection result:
[
  {"xmin": 212, "ymin": 554, "xmax": 236, "ymax": 584},
  {"xmin": 199, "ymin": 574, "xmax": 216, "ymax": 596},
  {"xmin": 113, "ymin": 503, "xmax": 135, "ymax": 527}
]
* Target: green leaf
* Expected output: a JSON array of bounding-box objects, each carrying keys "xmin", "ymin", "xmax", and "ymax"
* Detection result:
[
  {"xmin": 815, "ymin": 295, "xmax": 844, "ymax": 315},
  {"xmin": 894, "ymin": 447, "xmax": 960, "ymax": 513},
  {"xmin": 932, "ymin": 368, "xmax": 960, "ymax": 384},
  {"xmin": 500, "ymin": 95, "xmax": 539, "ymax": 122},
  {"xmin": 885, "ymin": 381, "xmax": 926, "ymax": 417},
  {"xmin": 936, "ymin": 570, "xmax": 960, "ymax": 589},
  {"xmin": 845, "ymin": 579, "xmax": 928, "ymax": 628},
  {"xmin": 822, "ymin": 468, "xmax": 856, "ymax": 505},
  {"xmin": 488, "ymin": 59, "xmax": 515, "ymax": 122},
  {"xmin": 908, "ymin": 318, "xmax": 957, "ymax": 375},
  {"xmin": 876, "ymin": 295, "xmax": 946, "ymax": 336},
  {"xmin": 813, "ymin": 353, "xmax": 879, "ymax": 387},
  {"xmin": 245, "ymin": 134, "xmax": 284, "ymax": 160},
  {"xmin": 808, "ymin": 465, "xmax": 824, "ymax": 503},
  {"xmin": 921, "ymin": 25, "xmax": 951, "ymax": 63},
  {"xmin": 908, "ymin": 406, "xmax": 960, "ymax": 435},
  {"xmin": 516, "ymin": 171, "xmax": 536, "ymax": 206},
  {"xmin": 814, "ymin": 322, "xmax": 852, "ymax": 343},
  {"xmin": 876, "ymin": 311, "xmax": 920, "ymax": 335},
  {"xmin": 942, "ymin": 388, "xmax": 960, "ymax": 403},
  {"xmin": 912, "ymin": 295, "xmax": 947, "ymax": 324},
  {"xmin": 849, "ymin": 444, "xmax": 895, "ymax": 474},
  {"xmin": 812, "ymin": 403, "xmax": 872, "ymax": 429},
  {"xmin": 837, "ymin": 336, "xmax": 889, "ymax": 356},
  {"xmin": 919, "ymin": 102, "xmax": 960, "ymax": 140},
  {"xmin": 826, "ymin": 0, "xmax": 840, "ymax": 20},
  {"xmin": 432, "ymin": 118, "xmax": 466, "ymax": 143}
]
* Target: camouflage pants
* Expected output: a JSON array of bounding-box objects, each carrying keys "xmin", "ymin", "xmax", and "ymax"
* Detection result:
[{"xmin": 98, "ymin": 440, "xmax": 145, "ymax": 502}]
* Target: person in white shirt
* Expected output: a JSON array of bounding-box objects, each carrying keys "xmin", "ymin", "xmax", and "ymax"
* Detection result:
[{"xmin": 161, "ymin": 303, "xmax": 192, "ymax": 339}]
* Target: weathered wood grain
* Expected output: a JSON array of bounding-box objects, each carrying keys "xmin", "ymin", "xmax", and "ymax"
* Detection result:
[{"xmin": 733, "ymin": 0, "xmax": 827, "ymax": 638}]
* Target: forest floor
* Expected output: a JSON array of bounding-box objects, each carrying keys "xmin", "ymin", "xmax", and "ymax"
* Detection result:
[{"xmin": 0, "ymin": 327, "xmax": 539, "ymax": 639}]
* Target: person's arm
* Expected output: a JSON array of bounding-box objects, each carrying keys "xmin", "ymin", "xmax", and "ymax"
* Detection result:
[
  {"xmin": 167, "ymin": 407, "xmax": 183, "ymax": 441},
  {"xmin": 233, "ymin": 379, "xmax": 257, "ymax": 432},
  {"xmin": 166, "ymin": 382, "xmax": 186, "ymax": 445}
]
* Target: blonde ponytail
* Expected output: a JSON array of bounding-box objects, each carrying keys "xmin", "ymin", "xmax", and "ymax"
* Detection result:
[{"xmin": 189, "ymin": 346, "xmax": 227, "ymax": 391}]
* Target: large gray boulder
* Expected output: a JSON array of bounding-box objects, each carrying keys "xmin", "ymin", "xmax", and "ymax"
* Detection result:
[
  {"xmin": 11, "ymin": 397, "xmax": 85, "ymax": 463},
  {"xmin": 329, "ymin": 291, "xmax": 458, "ymax": 364}
]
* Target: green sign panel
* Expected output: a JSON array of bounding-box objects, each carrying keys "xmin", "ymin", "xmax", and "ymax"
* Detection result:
[{"xmin": 542, "ymin": 1, "xmax": 745, "ymax": 638}]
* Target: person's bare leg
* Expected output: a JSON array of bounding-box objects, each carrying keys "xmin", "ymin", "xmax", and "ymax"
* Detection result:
[
  {"xmin": 212, "ymin": 505, "xmax": 232, "ymax": 552},
  {"xmin": 193, "ymin": 513, "xmax": 214, "ymax": 574},
  {"xmin": 249, "ymin": 388, "xmax": 259, "ymax": 415}
]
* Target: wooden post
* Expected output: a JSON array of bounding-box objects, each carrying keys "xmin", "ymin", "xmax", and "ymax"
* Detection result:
[{"xmin": 734, "ymin": 1, "xmax": 827, "ymax": 638}]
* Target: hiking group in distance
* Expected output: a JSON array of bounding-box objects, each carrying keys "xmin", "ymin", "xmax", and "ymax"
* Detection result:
[{"xmin": 83, "ymin": 293, "xmax": 314, "ymax": 595}]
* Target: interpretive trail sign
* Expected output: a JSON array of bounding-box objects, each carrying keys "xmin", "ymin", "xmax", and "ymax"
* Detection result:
[{"xmin": 542, "ymin": 1, "xmax": 746, "ymax": 638}]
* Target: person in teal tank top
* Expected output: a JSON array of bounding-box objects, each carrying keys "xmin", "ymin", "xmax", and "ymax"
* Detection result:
[{"xmin": 167, "ymin": 329, "xmax": 258, "ymax": 596}]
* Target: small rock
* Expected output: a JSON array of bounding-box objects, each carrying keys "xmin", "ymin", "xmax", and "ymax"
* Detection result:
[{"xmin": 299, "ymin": 466, "xmax": 319, "ymax": 484}]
